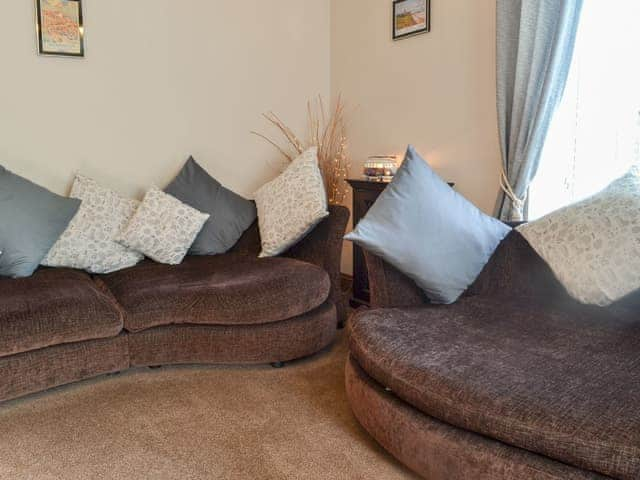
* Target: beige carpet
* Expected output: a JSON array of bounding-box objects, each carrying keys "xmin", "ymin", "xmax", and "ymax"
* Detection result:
[{"xmin": 0, "ymin": 331, "xmax": 418, "ymax": 479}]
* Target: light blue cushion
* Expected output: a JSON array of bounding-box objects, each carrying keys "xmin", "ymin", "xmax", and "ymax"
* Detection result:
[
  {"xmin": 0, "ymin": 165, "xmax": 80, "ymax": 278},
  {"xmin": 345, "ymin": 146, "xmax": 511, "ymax": 304}
]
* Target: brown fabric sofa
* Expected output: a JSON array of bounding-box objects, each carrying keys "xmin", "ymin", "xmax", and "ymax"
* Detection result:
[
  {"xmin": 0, "ymin": 205, "xmax": 349, "ymax": 403},
  {"xmin": 347, "ymin": 230, "xmax": 640, "ymax": 480}
]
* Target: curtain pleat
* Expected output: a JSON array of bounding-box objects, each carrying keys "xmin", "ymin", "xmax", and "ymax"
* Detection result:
[{"xmin": 496, "ymin": 0, "xmax": 584, "ymax": 221}]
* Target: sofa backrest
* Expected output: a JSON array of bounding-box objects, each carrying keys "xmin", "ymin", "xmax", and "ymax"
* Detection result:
[
  {"xmin": 466, "ymin": 230, "xmax": 567, "ymax": 301},
  {"xmin": 471, "ymin": 230, "xmax": 640, "ymax": 313},
  {"xmin": 364, "ymin": 230, "xmax": 559, "ymax": 309},
  {"xmin": 365, "ymin": 228, "xmax": 640, "ymax": 316}
]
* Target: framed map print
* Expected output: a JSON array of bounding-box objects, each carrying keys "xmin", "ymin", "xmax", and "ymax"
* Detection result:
[
  {"xmin": 35, "ymin": 0, "xmax": 84, "ymax": 57},
  {"xmin": 393, "ymin": 0, "xmax": 430, "ymax": 40}
]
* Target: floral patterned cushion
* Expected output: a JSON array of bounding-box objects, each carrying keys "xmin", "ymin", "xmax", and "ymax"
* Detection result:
[
  {"xmin": 116, "ymin": 187, "xmax": 209, "ymax": 265},
  {"xmin": 254, "ymin": 147, "xmax": 329, "ymax": 257},
  {"xmin": 518, "ymin": 168, "xmax": 640, "ymax": 306},
  {"xmin": 42, "ymin": 175, "xmax": 143, "ymax": 274}
]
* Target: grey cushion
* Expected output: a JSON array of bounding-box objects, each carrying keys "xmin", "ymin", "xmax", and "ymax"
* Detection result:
[
  {"xmin": 165, "ymin": 157, "xmax": 256, "ymax": 255},
  {"xmin": 0, "ymin": 166, "xmax": 80, "ymax": 278},
  {"xmin": 345, "ymin": 146, "xmax": 511, "ymax": 304}
]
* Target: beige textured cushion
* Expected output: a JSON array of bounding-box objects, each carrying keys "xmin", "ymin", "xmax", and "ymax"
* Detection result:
[
  {"xmin": 116, "ymin": 187, "xmax": 209, "ymax": 265},
  {"xmin": 254, "ymin": 147, "xmax": 329, "ymax": 257},
  {"xmin": 42, "ymin": 175, "xmax": 143, "ymax": 274},
  {"xmin": 518, "ymin": 168, "xmax": 640, "ymax": 306}
]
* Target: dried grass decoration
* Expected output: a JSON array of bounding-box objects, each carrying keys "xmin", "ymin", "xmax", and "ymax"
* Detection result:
[{"xmin": 252, "ymin": 96, "xmax": 350, "ymax": 205}]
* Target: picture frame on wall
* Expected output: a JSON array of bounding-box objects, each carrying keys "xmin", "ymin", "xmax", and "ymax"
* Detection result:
[
  {"xmin": 393, "ymin": 0, "xmax": 430, "ymax": 40},
  {"xmin": 35, "ymin": 0, "xmax": 85, "ymax": 57}
]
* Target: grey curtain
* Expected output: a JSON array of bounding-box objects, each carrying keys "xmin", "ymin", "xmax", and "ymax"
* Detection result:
[{"xmin": 496, "ymin": 0, "xmax": 584, "ymax": 221}]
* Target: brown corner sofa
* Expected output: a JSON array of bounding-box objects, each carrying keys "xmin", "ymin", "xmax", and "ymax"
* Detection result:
[
  {"xmin": 346, "ymin": 230, "xmax": 640, "ymax": 480},
  {"xmin": 0, "ymin": 205, "xmax": 349, "ymax": 403}
]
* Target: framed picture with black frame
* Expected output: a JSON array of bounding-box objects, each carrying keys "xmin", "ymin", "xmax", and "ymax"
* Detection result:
[
  {"xmin": 393, "ymin": 0, "xmax": 431, "ymax": 40},
  {"xmin": 35, "ymin": 0, "xmax": 85, "ymax": 57}
]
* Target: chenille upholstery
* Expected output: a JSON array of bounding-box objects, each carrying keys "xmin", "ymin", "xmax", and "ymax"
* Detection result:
[
  {"xmin": 350, "ymin": 230, "xmax": 640, "ymax": 479},
  {"xmin": 0, "ymin": 206, "xmax": 349, "ymax": 403},
  {"xmin": 102, "ymin": 255, "xmax": 330, "ymax": 333},
  {"xmin": 0, "ymin": 268, "xmax": 123, "ymax": 358},
  {"xmin": 0, "ymin": 336, "xmax": 128, "ymax": 403},
  {"xmin": 345, "ymin": 356, "xmax": 608, "ymax": 480},
  {"xmin": 234, "ymin": 204, "xmax": 351, "ymax": 323},
  {"xmin": 128, "ymin": 302, "xmax": 336, "ymax": 367}
]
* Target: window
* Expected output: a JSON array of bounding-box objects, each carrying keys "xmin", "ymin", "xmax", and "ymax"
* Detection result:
[{"xmin": 528, "ymin": 0, "xmax": 640, "ymax": 219}]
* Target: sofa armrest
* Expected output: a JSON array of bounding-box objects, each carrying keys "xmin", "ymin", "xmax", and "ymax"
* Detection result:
[
  {"xmin": 364, "ymin": 250, "xmax": 429, "ymax": 309},
  {"xmin": 283, "ymin": 205, "xmax": 350, "ymax": 324}
]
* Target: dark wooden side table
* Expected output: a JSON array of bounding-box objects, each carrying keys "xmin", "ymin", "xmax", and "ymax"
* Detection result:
[
  {"xmin": 346, "ymin": 179, "xmax": 389, "ymax": 307},
  {"xmin": 347, "ymin": 178, "xmax": 455, "ymax": 307}
]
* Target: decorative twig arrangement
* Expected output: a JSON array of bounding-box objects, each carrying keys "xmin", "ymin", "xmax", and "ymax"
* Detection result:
[{"xmin": 252, "ymin": 96, "xmax": 350, "ymax": 205}]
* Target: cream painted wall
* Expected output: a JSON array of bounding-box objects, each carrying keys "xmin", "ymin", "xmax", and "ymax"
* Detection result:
[
  {"xmin": 0, "ymin": 1, "xmax": 330, "ymax": 199},
  {"xmin": 2, "ymin": 0, "xmax": 500, "ymax": 276},
  {"xmin": 331, "ymin": 0, "xmax": 501, "ymax": 274}
]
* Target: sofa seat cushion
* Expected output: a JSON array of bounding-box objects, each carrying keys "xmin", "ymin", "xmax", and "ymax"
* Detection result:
[
  {"xmin": 102, "ymin": 254, "xmax": 331, "ymax": 333},
  {"xmin": 0, "ymin": 269, "xmax": 124, "ymax": 358},
  {"xmin": 349, "ymin": 300, "xmax": 640, "ymax": 480}
]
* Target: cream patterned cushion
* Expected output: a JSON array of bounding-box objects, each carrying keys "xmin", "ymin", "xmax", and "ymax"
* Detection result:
[
  {"xmin": 254, "ymin": 147, "xmax": 329, "ymax": 257},
  {"xmin": 518, "ymin": 168, "xmax": 640, "ymax": 306},
  {"xmin": 42, "ymin": 175, "xmax": 143, "ymax": 274},
  {"xmin": 116, "ymin": 187, "xmax": 209, "ymax": 265}
]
